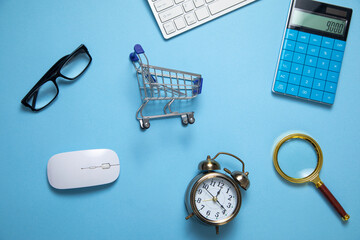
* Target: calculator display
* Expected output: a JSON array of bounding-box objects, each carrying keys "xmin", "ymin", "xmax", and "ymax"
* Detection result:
[{"xmin": 290, "ymin": 9, "xmax": 346, "ymax": 36}]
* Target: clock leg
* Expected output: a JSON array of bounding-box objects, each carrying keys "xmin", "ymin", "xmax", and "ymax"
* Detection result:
[
  {"xmin": 216, "ymin": 226, "xmax": 219, "ymax": 235},
  {"xmin": 185, "ymin": 212, "xmax": 194, "ymax": 220}
]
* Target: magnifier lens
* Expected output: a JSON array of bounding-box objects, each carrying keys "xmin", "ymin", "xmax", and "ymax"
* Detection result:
[{"xmin": 277, "ymin": 138, "xmax": 318, "ymax": 179}]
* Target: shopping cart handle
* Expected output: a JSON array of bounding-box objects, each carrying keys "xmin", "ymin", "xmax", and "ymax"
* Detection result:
[
  {"xmin": 129, "ymin": 52, "xmax": 139, "ymax": 62},
  {"xmin": 134, "ymin": 44, "xmax": 145, "ymax": 54}
]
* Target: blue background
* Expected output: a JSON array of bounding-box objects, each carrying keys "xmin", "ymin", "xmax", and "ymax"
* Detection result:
[{"xmin": 0, "ymin": 0, "xmax": 359, "ymax": 239}]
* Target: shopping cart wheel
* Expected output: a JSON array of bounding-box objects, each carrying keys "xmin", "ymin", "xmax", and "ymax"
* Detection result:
[
  {"xmin": 140, "ymin": 119, "xmax": 150, "ymax": 129},
  {"xmin": 181, "ymin": 115, "xmax": 188, "ymax": 125},
  {"xmin": 188, "ymin": 113, "xmax": 195, "ymax": 124}
]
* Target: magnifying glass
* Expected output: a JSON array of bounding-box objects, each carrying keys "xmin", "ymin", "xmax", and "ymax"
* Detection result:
[{"xmin": 273, "ymin": 133, "xmax": 349, "ymax": 221}]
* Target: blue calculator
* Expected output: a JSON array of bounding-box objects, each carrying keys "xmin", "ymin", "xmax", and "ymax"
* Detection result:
[{"xmin": 273, "ymin": 0, "xmax": 352, "ymax": 105}]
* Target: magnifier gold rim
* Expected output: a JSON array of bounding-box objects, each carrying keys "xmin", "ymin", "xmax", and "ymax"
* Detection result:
[{"xmin": 273, "ymin": 133, "xmax": 323, "ymax": 184}]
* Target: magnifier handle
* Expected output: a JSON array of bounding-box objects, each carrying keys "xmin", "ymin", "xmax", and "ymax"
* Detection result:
[{"xmin": 317, "ymin": 183, "xmax": 349, "ymax": 221}]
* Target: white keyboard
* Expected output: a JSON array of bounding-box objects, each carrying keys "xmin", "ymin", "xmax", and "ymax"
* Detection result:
[{"xmin": 148, "ymin": 0, "xmax": 257, "ymax": 39}]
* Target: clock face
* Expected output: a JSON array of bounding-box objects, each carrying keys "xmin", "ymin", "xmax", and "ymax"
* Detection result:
[{"xmin": 193, "ymin": 175, "xmax": 240, "ymax": 222}]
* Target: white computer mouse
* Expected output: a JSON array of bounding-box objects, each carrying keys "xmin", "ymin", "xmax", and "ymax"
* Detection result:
[{"xmin": 47, "ymin": 149, "xmax": 120, "ymax": 189}]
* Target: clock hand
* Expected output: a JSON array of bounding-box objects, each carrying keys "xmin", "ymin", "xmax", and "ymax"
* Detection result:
[
  {"xmin": 216, "ymin": 188, "xmax": 222, "ymax": 198},
  {"xmin": 202, "ymin": 199, "xmax": 213, "ymax": 202},
  {"xmin": 204, "ymin": 188, "xmax": 215, "ymax": 198}
]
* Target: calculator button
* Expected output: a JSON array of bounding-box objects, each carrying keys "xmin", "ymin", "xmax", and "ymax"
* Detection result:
[
  {"xmin": 292, "ymin": 53, "xmax": 305, "ymax": 64},
  {"xmin": 289, "ymin": 74, "xmax": 301, "ymax": 85},
  {"xmin": 329, "ymin": 61, "xmax": 341, "ymax": 72},
  {"xmin": 313, "ymin": 79, "xmax": 326, "ymax": 91},
  {"xmin": 298, "ymin": 87, "xmax": 311, "ymax": 99},
  {"xmin": 315, "ymin": 69, "xmax": 327, "ymax": 80},
  {"xmin": 297, "ymin": 32, "xmax": 310, "ymax": 43},
  {"xmin": 307, "ymin": 45, "xmax": 320, "ymax": 56},
  {"xmin": 321, "ymin": 37, "xmax": 334, "ymax": 49},
  {"xmin": 276, "ymin": 71, "xmax": 289, "ymax": 82},
  {"xmin": 303, "ymin": 66, "xmax": 315, "ymax": 78},
  {"xmin": 310, "ymin": 90, "xmax": 323, "ymax": 102},
  {"xmin": 295, "ymin": 42, "xmax": 307, "ymax": 54},
  {"xmin": 331, "ymin": 50, "xmax": 344, "ymax": 62},
  {"xmin": 305, "ymin": 55, "xmax": 317, "ymax": 67},
  {"xmin": 309, "ymin": 34, "xmax": 322, "ymax": 46},
  {"xmin": 325, "ymin": 81, "xmax": 337, "ymax": 93},
  {"xmin": 279, "ymin": 60, "xmax": 292, "ymax": 72},
  {"xmin": 333, "ymin": 40, "xmax": 346, "ymax": 52},
  {"xmin": 274, "ymin": 81, "xmax": 287, "ymax": 93},
  {"xmin": 290, "ymin": 63, "xmax": 303, "ymax": 75},
  {"xmin": 283, "ymin": 40, "xmax": 296, "ymax": 51},
  {"xmin": 301, "ymin": 76, "xmax": 313, "ymax": 88},
  {"xmin": 327, "ymin": 71, "xmax": 339, "ymax": 83},
  {"xmin": 323, "ymin": 92, "xmax": 335, "ymax": 104},
  {"xmin": 317, "ymin": 58, "xmax": 330, "ymax": 70},
  {"xmin": 281, "ymin": 50, "xmax": 293, "ymax": 62},
  {"xmin": 319, "ymin": 48, "xmax": 332, "ymax": 59},
  {"xmin": 286, "ymin": 84, "xmax": 299, "ymax": 96},
  {"xmin": 285, "ymin": 29, "xmax": 298, "ymax": 41}
]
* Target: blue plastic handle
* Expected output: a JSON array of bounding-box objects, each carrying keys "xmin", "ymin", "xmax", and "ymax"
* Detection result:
[
  {"xmin": 129, "ymin": 52, "xmax": 139, "ymax": 62},
  {"xmin": 134, "ymin": 44, "xmax": 144, "ymax": 54}
]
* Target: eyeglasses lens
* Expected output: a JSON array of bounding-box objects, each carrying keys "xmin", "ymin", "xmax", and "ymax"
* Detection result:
[
  {"xmin": 26, "ymin": 81, "xmax": 58, "ymax": 110},
  {"xmin": 60, "ymin": 49, "xmax": 91, "ymax": 79}
]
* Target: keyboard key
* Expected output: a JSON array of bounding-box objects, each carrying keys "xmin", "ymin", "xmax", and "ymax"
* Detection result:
[
  {"xmin": 309, "ymin": 34, "xmax": 322, "ymax": 46},
  {"xmin": 303, "ymin": 66, "xmax": 315, "ymax": 77},
  {"xmin": 183, "ymin": 1, "xmax": 195, "ymax": 12},
  {"xmin": 301, "ymin": 76, "xmax": 313, "ymax": 88},
  {"xmin": 327, "ymin": 71, "xmax": 339, "ymax": 83},
  {"xmin": 295, "ymin": 42, "xmax": 307, "ymax": 54},
  {"xmin": 159, "ymin": 6, "xmax": 183, "ymax": 22},
  {"xmin": 279, "ymin": 60, "xmax": 292, "ymax": 72},
  {"xmin": 277, "ymin": 71, "xmax": 289, "ymax": 82},
  {"xmin": 292, "ymin": 53, "xmax": 305, "ymax": 64},
  {"xmin": 319, "ymin": 48, "xmax": 332, "ymax": 59},
  {"xmin": 193, "ymin": 0, "xmax": 205, "ymax": 7},
  {"xmin": 307, "ymin": 45, "xmax": 320, "ymax": 56},
  {"xmin": 317, "ymin": 58, "xmax": 329, "ymax": 70},
  {"xmin": 174, "ymin": 17, "xmax": 186, "ymax": 30},
  {"xmin": 281, "ymin": 50, "xmax": 293, "ymax": 61},
  {"xmin": 305, "ymin": 55, "xmax": 317, "ymax": 67},
  {"xmin": 283, "ymin": 39, "xmax": 295, "ymax": 51},
  {"xmin": 195, "ymin": 7, "xmax": 209, "ymax": 20},
  {"xmin": 297, "ymin": 31, "xmax": 310, "ymax": 43},
  {"xmin": 315, "ymin": 68, "xmax": 327, "ymax": 80},
  {"xmin": 175, "ymin": 0, "xmax": 185, "ymax": 3},
  {"xmin": 310, "ymin": 89, "xmax": 323, "ymax": 102},
  {"xmin": 323, "ymin": 92, "xmax": 335, "ymax": 104},
  {"xmin": 313, "ymin": 79, "xmax": 325, "ymax": 91},
  {"xmin": 163, "ymin": 22, "xmax": 176, "ymax": 34},
  {"xmin": 285, "ymin": 29, "xmax": 298, "ymax": 41},
  {"xmin": 274, "ymin": 81, "xmax": 287, "ymax": 93},
  {"xmin": 184, "ymin": 13, "xmax": 197, "ymax": 25},
  {"xmin": 333, "ymin": 40, "xmax": 346, "ymax": 51},
  {"xmin": 298, "ymin": 87, "xmax": 311, "ymax": 99},
  {"xmin": 321, "ymin": 37, "xmax": 334, "ymax": 49},
  {"xmin": 325, "ymin": 81, "xmax": 337, "ymax": 93},
  {"xmin": 331, "ymin": 50, "xmax": 344, "ymax": 62},
  {"xmin": 286, "ymin": 84, "xmax": 299, "ymax": 96},
  {"xmin": 329, "ymin": 61, "xmax": 341, "ymax": 72},
  {"xmin": 208, "ymin": 0, "xmax": 250, "ymax": 15},
  {"xmin": 289, "ymin": 73, "xmax": 301, "ymax": 85},
  {"xmin": 154, "ymin": 0, "xmax": 174, "ymax": 12},
  {"xmin": 290, "ymin": 63, "xmax": 303, "ymax": 75}
]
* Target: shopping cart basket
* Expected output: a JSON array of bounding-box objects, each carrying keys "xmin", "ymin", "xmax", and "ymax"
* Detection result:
[{"xmin": 129, "ymin": 44, "xmax": 203, "ymax": 129}]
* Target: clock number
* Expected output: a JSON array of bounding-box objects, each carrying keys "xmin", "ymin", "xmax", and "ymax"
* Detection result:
[
  {"xmin": 217, "ymin": 182, "xmax": 224, "ymax": 188},
  {"xmin": 227, "ymin": 203, "xmax": 231, "ymax": 208},
  {"xmin": 200, "ymin": 205, "xmax": 205, "ymax": 210},
  {"xmin": 226, "ymin": 187, "xmax": 231, "ymax": 194},
  {"xmin": 197, "ymin": 198, "xmax": 201, "ymax": 203},
  {"xmin": 228, "ymin": 195, "xmax": 232, "ymax": 201},
  {"xmin": 198, "ymin": 189, "xmax": 202, "ymax": 194},
  {"xmin": 206, "ymin": 210, "xmax": 211, "ymax": 216},
  {"xmin": 215, "ymin": 212, "xmax": 220, "ymax": 218},
  {"xmin": 210, "ymin": 180, "xmax": 216, "ymax": 187},
  {"xmin": 202, "ymin": 183, "xmax": 209, "ymax": 190},
  {"xmin": 222, "ymin": 209, "xmax": 226, "ymax": 214}
]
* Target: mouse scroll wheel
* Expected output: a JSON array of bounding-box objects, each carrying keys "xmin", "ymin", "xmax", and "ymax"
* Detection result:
[{"xmin": 101, "ymin": 163, "xmax": 111, "ymax": 169}]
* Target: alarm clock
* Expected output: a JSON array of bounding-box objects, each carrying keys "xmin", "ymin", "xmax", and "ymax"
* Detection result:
[{"xmin": 185, "ymin": 152, "xmax": 250, "ymax": 234}]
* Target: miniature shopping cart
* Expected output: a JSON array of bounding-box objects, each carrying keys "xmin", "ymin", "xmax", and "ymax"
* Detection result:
[{"xmin": 129, "ymin": 44, "xmax": 203, "ymax": 129}]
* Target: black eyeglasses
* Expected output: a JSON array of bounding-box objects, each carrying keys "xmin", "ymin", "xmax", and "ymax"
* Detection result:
[{"xmin": 21, "ymin": 44, "xmax": 92, "ymax": 111}]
